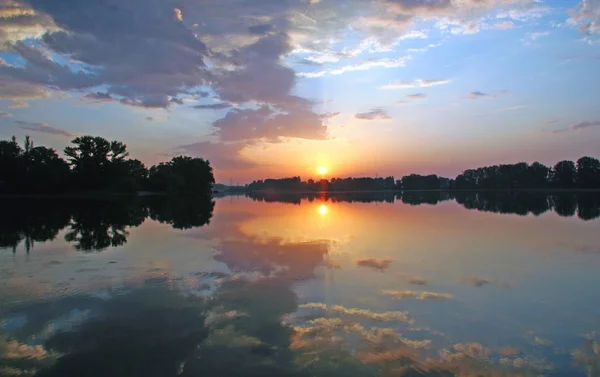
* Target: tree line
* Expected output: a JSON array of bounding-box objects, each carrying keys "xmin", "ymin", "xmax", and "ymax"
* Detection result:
[
  {"xmin": 245, "ymin": 191, "xmax": 600, "ymax": 221},
  {"xmin": 245, "ymin": 157, "xmax": 600, "ymax": 192},
  {"xmin": 0, "ymin": 135, "xmax": 214, "ymax": 195}
]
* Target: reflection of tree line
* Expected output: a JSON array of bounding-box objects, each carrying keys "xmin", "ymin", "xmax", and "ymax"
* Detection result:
[
  {"xmin": 0, "ymin": 196, "xmax": 214, "ymax": 253},
  {"xmin": 246, "ymin": 191, "xmax": 600, "ymax": 220}
]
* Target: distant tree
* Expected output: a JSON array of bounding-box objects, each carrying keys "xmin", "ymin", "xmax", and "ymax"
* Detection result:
[
  {"xmin": 576, "ymin": 156, "xmax": 600, "ymax": 189},
  {"xmin": 528, "ymin": 161, "xmax": 551, "ymax": 188},
  {"xmin": 551, "ymin": 160, "xmax": 577, "ymax": 188},
  {"xmin": 148, "ymin": 156, "xmax": 214, "ymax": 195}
]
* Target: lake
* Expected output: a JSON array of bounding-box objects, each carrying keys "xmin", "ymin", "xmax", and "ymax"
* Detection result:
[{"xmin": 1, "ymin": 192, "xmax": 600, "ymax": 377}]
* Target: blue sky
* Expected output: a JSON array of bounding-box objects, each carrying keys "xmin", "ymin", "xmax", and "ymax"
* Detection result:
[{"xmin": 0, "ymin": 0, "xmax": 599, "ymax": 182}]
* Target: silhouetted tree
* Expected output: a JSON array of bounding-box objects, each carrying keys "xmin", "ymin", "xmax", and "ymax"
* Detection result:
[
  {"xmin": 148, "ymin": 156, "xmax": 214, "ymax": 195},
  {"xmin": 64, "ymin": 136, "xmax": 130, "ymax": 191},
  {"xmin": 551, "ymin": 160, "xmax": 577, "ymax": 188},
  {"xmin": 576, "ymin": 156, "xmax": 600, "ymax": 189},
  {"xmin": 23, "ymin": 146, "xmax": 71, "ymax": 193}
]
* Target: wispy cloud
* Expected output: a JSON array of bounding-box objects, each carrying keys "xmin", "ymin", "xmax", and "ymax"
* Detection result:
[
  {"xmin": 522, "ymin": 31, "xmax": 550, "ymax": 45},
  {"xmin": 192, "ymin": 102, "xmax": 232, "ymax": 110},
  {"xmin": 397, "ymin": 273, "xmax": 428, "ymax": 286},
  {"xmin": 494, "ymin": 20, "xmax": 515, "ymax": 29},
  {"xmin": 299, "ymin": 56, "xmax": 411, "ymax": 78},
  {"xmin": 466, "ymin": 91, "xmax": 490, "ymax": 100},
  {"xmin": 356, "ymin": 257, "xmax": 392, "ymax": 270},
  {"xmin": 300, "ymin": 302, "xmax": 412, "ymax": 323},
  {"xmin": 382, "ymin": 290, "xmax": 453, "ymax": 300},
  {"xmin": 354, "ymin": 108, "xmax": 391, "ymax": 121},
  {"xmin": 551, "ymin": 120, "xmax": 600, "ymax": 134},
  {"xmin": 0, "ymin": 111, "xmax": 12, "ymax": 117},
  {"xmin": 381, "ymin": 79, "xmax": 450, "ymax": 90},
  {"xmin": 15, "ymin": 120, "xmax": 73, "ymax": 137},
  {"xmin": 145, "ymin": 116, "xmax": 154, "ymax": 121},
  {"xmin": 464, "ymin": 277, "xmax": 495, "ymax": 287}
]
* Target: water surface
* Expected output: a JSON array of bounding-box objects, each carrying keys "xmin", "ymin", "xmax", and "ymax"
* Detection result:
[{"xmin": 1, "ymin": 192, "xmax": 600, "ymax": 376}]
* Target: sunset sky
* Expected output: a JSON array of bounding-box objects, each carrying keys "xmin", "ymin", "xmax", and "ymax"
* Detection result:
[{"xmin": 0, "ymin": 0, "xmax": 599, "ymax": 183}]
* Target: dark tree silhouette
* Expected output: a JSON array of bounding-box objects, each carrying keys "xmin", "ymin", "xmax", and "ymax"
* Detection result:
[
  {"xmin": 147, "ymin": 156, "xmax": 214, "ymax": 195},
  {"xmin": 64, "ymin": 136, "xmax": 131, "ymax": 191},
  {"xmin": 551, "ymin": 160, "xmax": 577, "ymax": 188},
  {"xmin": 576, "ymin": 156, "xmax": 600, "ymax": 189}
]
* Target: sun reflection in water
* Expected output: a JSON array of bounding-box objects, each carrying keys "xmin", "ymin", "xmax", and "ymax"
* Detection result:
[{"xmin": 318, "ymin": 204, "xmax": 328, "ymax": 216}]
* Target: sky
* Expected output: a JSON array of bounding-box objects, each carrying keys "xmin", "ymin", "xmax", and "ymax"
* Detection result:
[{"xmin": 0, "ymin": 0, "xmax": 599, "ymax": 183}]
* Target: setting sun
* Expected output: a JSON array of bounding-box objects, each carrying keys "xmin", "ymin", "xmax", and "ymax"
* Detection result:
[
  {"xmin": 318, "ymin": 166, "xmax": 327, "ymax": 175},
  {"xmin": 318, "ymin": 204, "xmax": 328, "ymax": 216}
]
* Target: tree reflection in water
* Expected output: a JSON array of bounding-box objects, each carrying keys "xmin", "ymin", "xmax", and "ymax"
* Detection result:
[{"xmin": 0, "ymin": 195, "xmax": 215, "ymax": 253}]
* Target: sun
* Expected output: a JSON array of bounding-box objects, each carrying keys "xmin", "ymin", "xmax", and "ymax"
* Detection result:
[
  {"xmin": 318, "ymin": 204, "xmax": 328, "ymax": 215},
  {"xmin": 318, "ymin": 166, "xmax": 327, "ymax": 175}
]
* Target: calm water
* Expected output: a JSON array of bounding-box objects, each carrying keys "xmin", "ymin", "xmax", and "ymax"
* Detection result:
[{"xmin": 1, "ymin": 192, "xmax": 600, "ymax": 377}]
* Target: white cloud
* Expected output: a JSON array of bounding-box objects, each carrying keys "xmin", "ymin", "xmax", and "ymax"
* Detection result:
[
  {"xmin": 381, "ymin": 78, "xmax": 451, "ymax": 89},
  {"xmin": 298, "ymin": 55, "xmax": 411, "ymax": 78}
]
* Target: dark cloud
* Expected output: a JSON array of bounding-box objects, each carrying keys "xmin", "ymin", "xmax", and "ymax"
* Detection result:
[
  {"xmin": 406, "ymin": 93, "xmax": 427, "ymax": 100},
  {"xmin": 552, "ymin": 120, "xmax": 600, "ymax": 134},
  {"xmin": 465, "ymin": 277, "xmax": 495, "ymax": 287},
  {"xmin": 356, "ymin": 258, "xmax": 392, "ymax": 271},
  {"xmin": 15, "ymin": 120, "xmax": 73, "ymax": 137},
  {"xmin": 0, "ymin": 42, "xmax": 100, "ymax": 90},
  {"xmin": 145, "ymin": 116, "xmax": 154, "ymax": 121},
  {"xmin": 83, "ymin": 92, "xmax": 114, "ymax": 103},
  {"xmin": 192, "ymin": 103, "xmax": 232, "ymax": 110},
  {"xmin": 248, "ymin": 24, "xmax": 274, "ymax": 35},
  {"xmin": 4, "ymin": 0, "xmax": 210, "ymax": 108},
  {"xmin": 467, "ymin": 91, "xmax": 489, "ymax": 99},
  {"xmin": 355, "ymin": 108, "xmax": 391, "ymax": 120}
]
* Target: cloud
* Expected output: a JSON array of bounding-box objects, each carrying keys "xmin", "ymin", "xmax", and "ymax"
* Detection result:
[
  {"xmin": 495, "ymin": 105, "xmax": 526, "ymax": 112},
  {"xmin": 405, "ymin": 93, "xmax": 427, "ymax": 100},
  {"xmin": 381, "ymin": 78, "xmax": 450, "ymax": 89},
  {"xmin": 534, "ymin": 336, "xmax": 553, "ymax": 346},
  {"xmin": 467, "ymin": 91, "xmax": 490, "ymax": 99},
  {"xmin": 397, "ymin": 273, "xmax": 428, "ymax": 285},
  {"xmin": 0, "ymin": 74, "xmax": 50, "ymax": 103},
  {"xmin": 299, "ymin": 303, "xmax": 412, "ymax": 323},
  {"xmin": 9, "ymin": 101, "xmax": 30, "ymax": 108},
  {"xmin": 354, "ymin": 108, "xmax": 391, "ymax": 120},
  {"xmin": 177, "ymin": 141, "xmax": 258, "ymax": 171},
  {"xmin": 522, "ymin": 31, "xmax": 550, "ymax": 45},
  {"xmin": 382, "ymin": 289, "xmax": 453, "ymax": 300},
  {"xmin": 465, "ymin": 277, "xmax": 495, "ymax": 287},
  {"xmin": 212, "ymin": 105, "xmax": 327, "ymax": 142},
  {"xmin": 145, "ymin": 117, "xmax": 154, "ymax": 121},
  {"xmin": 15, "ymin": 120, "xmax": 73, "ymax": 137},
  {"xmin": 552, "ymin": 120, "xmax": 600, "ymax": 134},
  {"xmin": 297, "ymin": 55, "xmax": 411, "ymax": 78},
  {"xmin": 83, "ymin": 92, "xmax": 114, "ymax": 103},
  {"xmin": 0, "ymin": 111, "xmax": 12, "ymax": 117},
  {"xmin": 192, "ymin": 103, "xmax": 232, "ymax": 110},
  {"xmin": 568, "ymin": 0, "xmax": 600, "ymax": 37},
  {"xmin": 495, "ymin": 20, "xmax": 515, "ymax": 29},
  {"xmin": 356, "ymin": 257, "xmax": 392, "ymax": 271}
]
